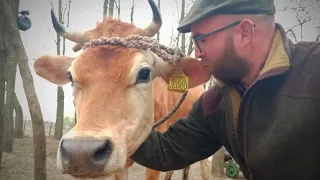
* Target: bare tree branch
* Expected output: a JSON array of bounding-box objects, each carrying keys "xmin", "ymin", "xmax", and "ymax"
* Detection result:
[
  {"xmin": 63, "ymin": 0, "xmax": 71, "ymax": 55},
  {"xmin": 176, "ymin": 32, "xmax": 180, "ymax": 47},
  {"xmin": 282, "ymin": 0, "xmax": 316, "ymax": 41},
  {"xmin": 156, "ymin": 0, "xmax": 160, "ymax": 42},
  {"xmin": 113, "ymin": 0, "xmax": 120, "ymax": 18},
  {"xmin": 174, "ymin": 0, "xmax": 180, "ymax": 21},
  {"xmin": 316, "ymin": 27, "xmax": 320, "ymax": 41},
  {"xmin": 187, "ymin": 35, "xmax": 194, "ymax": 56},
  {"xmin": 50, "ymin": 0, "xmax": 54, "ymax": 9},
  {"xmin": 66, "ymin": 0, "xmax": 71, "ymax": 27},
  {"xmin": 130, "ymin": 0, "xmax": 135, "ymax": 24},
  {"xmin": 114, "ymin": 0, "xmax": 118, "ymax": 9},
  {"xmin": 285, "ymin": 18, "xmax": 311, "ymax": 34},
  {"xmin": 180, "ymin": 0, "xmax": 185, "ymax": 53},
  {"xmin": 108, "ymin": 0, "xmax": 115, "ymax": 18},
  {"xmin": 44, "ymin": 20, "xmax": 57, "ymax": 44},
  {"xmin": 276, "ymin": 4, "xmax": 313, "ymax": 12},
  {"xmin": 103, "ymin": 0, "xmax": 109, "ymax": 16},
  {"xmin": 117, "ymin": 0, "xmax": 120, "ymax": 18},
  {"xmin": 62, "ymin": 2, "xmax": 67, "ymax": 23},
  {"xmin": 168, "ymin": 13, "xmax": 176, "ymax": 47}
]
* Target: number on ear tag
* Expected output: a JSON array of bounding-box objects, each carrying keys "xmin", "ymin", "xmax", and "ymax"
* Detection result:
[{"xmin": 168, "ymin": 71, "xmax": 189, "ymax": 92}]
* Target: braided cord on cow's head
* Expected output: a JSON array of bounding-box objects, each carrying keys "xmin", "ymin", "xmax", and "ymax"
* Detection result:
[{"xmin": 82, "ymin": 35, "xmax": 185, "ymax": 64}]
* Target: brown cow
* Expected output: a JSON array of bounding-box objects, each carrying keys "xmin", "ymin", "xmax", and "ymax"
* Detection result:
[{"xmin": 33, "ymin": 0, "xmax": 211, "ymax": 179}]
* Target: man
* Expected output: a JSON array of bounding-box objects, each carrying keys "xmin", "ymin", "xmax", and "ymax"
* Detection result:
[{"xmin": 130, "ymin": 0, "xmax": 320, "ymax": 179}]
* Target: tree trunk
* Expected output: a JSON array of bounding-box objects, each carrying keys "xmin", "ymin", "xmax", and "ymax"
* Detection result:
[
  {"xmin": 54, "ymin": 86, "xmax": 64, "ymax": 140},
  {"xmin": 114, "ymin": 0, "xmax": 120, "ymax": 18},
  {"xmin": 156, "ymin": 0, "xmax": 160, "ymax": 42},
  {"xmin": 56, "ymin": 0, "xmax": 62, "ymax": 57},
  {"xmin": 176, "ymin": 32, "xmax": 181, "ymax": 48},
  {"xmin": 211, "ymin": 147, "xmax": 225, "ymax": 177},
  {"xmin": 3, "ymin": 43, "xmax": 16, "ymax": 153},
  {"xmin": 187, "ymin": 35, "xmax": 193, "ymax": 56},
  {"xmin": 182, "ymin": 166, "xmax": 190, "ymax": 180},
  {"xmin": 2, "ymin": 0, "xmax": 19, "ymax": 153},
  {"xmin": 108, "ymin": 0, "xmax": 115, "ymax": 18},
  {"xmin": 0, "ymin": 59, "xmax": 5, "ymax": 169},
  {"xmin": 54, "ymin": 0, "xmax": 65, "ymax": 140},
  {"xmin": 130, "ymin": 0, "xmax": 134, "ymax": 24},
  {"xmin": 180, "ymin": 0, "xmax": 185, "ymax": 54},
  {"xmin": 0, "ymin": 10, "xmax": 8, "ymax": 168},
  {"xmin": 14, "ymin": 92, "xmax": 23, "ymax": 138},
  {"xmin": 0, "ymin": 0, "xmax": 47, "ymax": 179},
  {"xmin": 8, "ymin": 0, "xmax": 20, "ymax": 16},
  {"xmin": 103, "ymin": 0, "xmax": 109, "ymax": 16}
]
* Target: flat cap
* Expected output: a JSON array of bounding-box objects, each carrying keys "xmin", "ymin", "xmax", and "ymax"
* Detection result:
[{"xmin": 177, "ymin": 0, "xmax": 275, "ymax": 33}]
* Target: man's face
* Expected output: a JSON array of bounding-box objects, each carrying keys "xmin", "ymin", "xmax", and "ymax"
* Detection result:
[{"xmin": 191, "ymin": 15, "xmax": 251, "ymax": 85}]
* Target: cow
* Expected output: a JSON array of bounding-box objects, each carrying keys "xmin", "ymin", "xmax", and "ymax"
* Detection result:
[{"xmin": 33, "ymin": 0, "xmax": 211, "ymax": 179}]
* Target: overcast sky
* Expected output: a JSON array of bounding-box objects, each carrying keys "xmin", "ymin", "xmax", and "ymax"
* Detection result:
[{"xmin": 15, "ymin": 0, "xmax": 320, "ymax": 122}]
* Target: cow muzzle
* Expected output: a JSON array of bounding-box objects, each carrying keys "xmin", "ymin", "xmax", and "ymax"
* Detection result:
[{"xmin": 59, "ymin": 138, "xmax": 113, "ymax": 177}]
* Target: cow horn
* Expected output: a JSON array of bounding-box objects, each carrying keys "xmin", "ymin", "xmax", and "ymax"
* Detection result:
[
  {"xmin": 72, "ymin": 44, "xmax": 82, "ymax": 52},
  {"xmin": 51, "ymin": 8, "xmax": 85, "ymax": 44},
  {"xmin": 140, "ymin": 0, "xmax": 162, "ymax": 37}
]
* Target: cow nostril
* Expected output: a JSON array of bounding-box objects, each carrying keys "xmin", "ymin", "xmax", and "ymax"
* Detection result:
[
  {"xmin": 93, "ymin": 140, "xmax": 112, "ymax": 162},
  {"xmin": 60, "ymin": 140, "xmax": 70, "ymax": 164}
]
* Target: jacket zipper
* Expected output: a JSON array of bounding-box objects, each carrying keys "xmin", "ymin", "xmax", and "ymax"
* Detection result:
[
  {"xmin": 236, "ymin": 70, "xmax": 289, "ymax": 180},
  {"xmin": 221, "ymin": 87, "xmax": 249, "ymax": 178}
]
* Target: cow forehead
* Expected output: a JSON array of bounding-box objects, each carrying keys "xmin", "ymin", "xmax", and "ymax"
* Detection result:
[{"xmin": 70, "ymin": 46, "xmax": 156, "ymax": 87}]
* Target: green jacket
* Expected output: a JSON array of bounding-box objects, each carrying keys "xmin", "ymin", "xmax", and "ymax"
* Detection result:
[{"xmin": 130, "ymin": 24, "xmax": 320, "ymax": 180}]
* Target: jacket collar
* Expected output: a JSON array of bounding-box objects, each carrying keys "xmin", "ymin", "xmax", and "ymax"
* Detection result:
[{"xmin": 257, "ymin": 23, "xmax": 292, "ymax": 80}]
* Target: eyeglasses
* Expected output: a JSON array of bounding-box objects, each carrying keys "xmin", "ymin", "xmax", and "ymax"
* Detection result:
[{"xmin": 193, "ymin": 20, "xmax": 242, "ymax": 53}]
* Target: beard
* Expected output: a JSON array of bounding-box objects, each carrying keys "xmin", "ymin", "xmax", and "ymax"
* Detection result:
[{"xmin": 210, "ymin": 37, "xmax": 251, "ymax": 86}]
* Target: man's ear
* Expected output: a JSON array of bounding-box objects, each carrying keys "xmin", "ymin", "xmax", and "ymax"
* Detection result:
[
  {"xmin": 162, "ymin": 57, "xmax": 212, "ymax": 88},
  {"xmin": 34, "ymin": 55, "xmax": 74, "ymax": 85},
  {"xmin": 237, "ymin": 19, "xmax": 255, "ymax": 47}
]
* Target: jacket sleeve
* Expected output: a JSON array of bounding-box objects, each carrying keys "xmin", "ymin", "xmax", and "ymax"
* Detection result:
[{"xmin": 129, "ymin": 94, "xmax": 223, "ymax": 171}]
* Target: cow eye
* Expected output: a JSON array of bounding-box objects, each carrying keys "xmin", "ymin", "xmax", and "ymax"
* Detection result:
[
  {"xmin": 135, "ymin": 67, "xmax": 151, "ymax": 84},
  {"xmin": 67, "ymin": 71, "xmax": 73, "ymax": 82}
]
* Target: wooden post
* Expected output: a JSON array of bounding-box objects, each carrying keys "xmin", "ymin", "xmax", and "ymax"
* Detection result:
[
  {"xmin": 49, "ymin": 122, "xmax": 53, "ymax": 136},
  {"xmin": 23, "ymin": 119, "xmax": 26, "ymax": 136},
  {"xmin": 211, "ymin": 147, "xmax": 225, "ymax": 177},
  {"xmin": 182, "ymin": 166, "xmax": 190, "ymax": 180}
]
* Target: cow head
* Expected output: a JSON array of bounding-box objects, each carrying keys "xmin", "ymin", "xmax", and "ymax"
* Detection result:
[{"xmin": 33, "ymin": 0, "xmax": 211, "ymax": 178}]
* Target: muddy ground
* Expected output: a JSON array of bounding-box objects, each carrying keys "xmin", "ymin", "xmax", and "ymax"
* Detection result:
[{"xmin": 0, "ymin": 137, "xmax": 245, "ymax": 180}]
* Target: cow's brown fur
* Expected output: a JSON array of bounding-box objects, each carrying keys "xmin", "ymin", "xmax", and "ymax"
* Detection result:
[
  {"xmin": 72, "ymin": 46, "xmax": 138, "ymax": 133},
  {"xmin": 34, "ymin": 14, "xmax": 210, "ymax": 180},
  {"xmin": 81, "ymin": 17, "xmax": 143, "ymax": 44},
  {"xmin": 143, "ymin": 77, "xmax": 205, "ymax": 180}
]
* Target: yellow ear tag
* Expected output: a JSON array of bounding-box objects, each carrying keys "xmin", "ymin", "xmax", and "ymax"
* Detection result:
[{"xmin": 168, "ymin": 70, "xmax": 189, "ymax": 92}]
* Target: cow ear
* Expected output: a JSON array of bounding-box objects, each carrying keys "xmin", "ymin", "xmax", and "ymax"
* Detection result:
[
  {"xmin": 34, "ymin": 55, "xmax": 74, "ymax": 85},
  {"xmin": 161, "ymin": 57, "xmax": 211, "ymax": 89}
]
